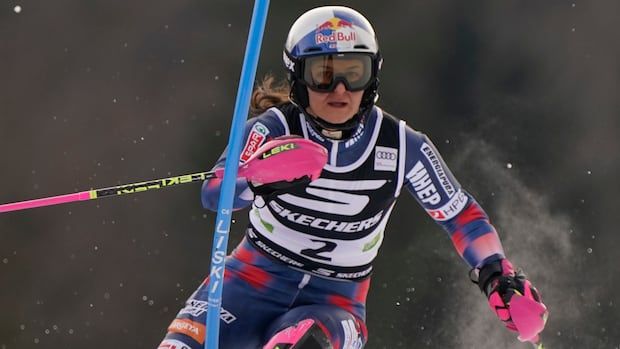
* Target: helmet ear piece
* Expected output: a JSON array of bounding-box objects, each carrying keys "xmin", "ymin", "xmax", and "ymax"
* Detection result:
[
  {"xmin": 289, "ymin": 79, "xmax": 309, "ymax": 110},
  {"xmin": 286, "ymin": 71, "xmax": 294, "ymax": 85},
  {"xmin": 357, "ymin": 77, "xmax": 379, "ymax": 115}
]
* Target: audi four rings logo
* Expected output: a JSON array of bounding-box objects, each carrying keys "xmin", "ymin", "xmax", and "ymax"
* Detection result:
[{"xmin": 376, "ymin": 151, "xmax": 396, "ymax": 160}]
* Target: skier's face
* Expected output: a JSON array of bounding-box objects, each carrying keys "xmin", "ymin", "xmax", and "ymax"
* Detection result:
[
  {"xmin": 305, "ymin": 57, "xmax": 365, "ymax": 125},
  {"xmin": 306, "ymin": 83, "xmax": 364, "ymax": 125}
]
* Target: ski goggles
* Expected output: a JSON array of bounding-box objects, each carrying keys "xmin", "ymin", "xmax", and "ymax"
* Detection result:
[{"xmin": 302, "ymin": 53, "xmax": 374, "ymax": 92}]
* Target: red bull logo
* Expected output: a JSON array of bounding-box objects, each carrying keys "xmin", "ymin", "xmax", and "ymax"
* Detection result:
[
  {"xmin": 315, "ymin": 17, "xmax": 357, "ymax": 44},
  {"xmin": 316, "ymin": 17, "xmax": 354, "ymax": 31}
]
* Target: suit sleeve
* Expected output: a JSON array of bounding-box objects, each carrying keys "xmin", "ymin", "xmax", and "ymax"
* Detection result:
[
  {"xmin": 201, "ymin": 110, "xmax": 288, "ymax": 211},
  {"xmin": 403, "ymin": 127, "xmax": 505, "ymax": 268}
]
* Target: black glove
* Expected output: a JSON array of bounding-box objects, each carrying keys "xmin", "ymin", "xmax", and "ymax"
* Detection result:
[
  {"xmin": 473, "ymin": 259, "xmax": 547, "ymax": 341},
  {"xmin": 247, "ymin": 175, "xmax": 311, "ymax": 197}
]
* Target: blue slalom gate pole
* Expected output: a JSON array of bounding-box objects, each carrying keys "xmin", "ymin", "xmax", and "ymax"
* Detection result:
[{"xmin": 205, "ymin": 1, "xmax": 269, "ymax": 348}]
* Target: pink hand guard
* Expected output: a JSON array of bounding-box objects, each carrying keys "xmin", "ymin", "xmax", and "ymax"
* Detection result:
[
  {"xmin": 481, "ymin": 259, "xmax": 549, "ymax": 343},
  {"xmin": 263, "ymin": 319, "xmax": 330, "ymax": 349},
  {"xmin": 215, "ymin": 136, "xmax": 328, "ymax": 184},
  {"xmin": 511, "ymin": 292, "xmax": 548, "ymax": 342},
  {"xmin": 263, "ymin": 319, "xmax": 315, "ymax": 348}
]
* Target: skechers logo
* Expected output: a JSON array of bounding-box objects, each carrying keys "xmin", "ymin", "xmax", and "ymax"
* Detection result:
[
  {"xmin": 269, "ymin": 199, "xmax": 385, "ymax": 233},
  {"xmin": 278, "ymin": 178, "xmax": 387, "ymax": 216}
]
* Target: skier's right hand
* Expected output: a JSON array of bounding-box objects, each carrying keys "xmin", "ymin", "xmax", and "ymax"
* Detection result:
[
  {"xmin": 241, "ymin": 135, "xmax": 326, "ymax": 197},
  {"xmin": 247, "ymin": 175, "xmax": 311, "ymax": 197}
]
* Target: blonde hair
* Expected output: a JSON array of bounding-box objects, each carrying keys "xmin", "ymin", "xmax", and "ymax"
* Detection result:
[{"xmin": 250, "ymin": 75, "xmax": 290, "ymax": 116}]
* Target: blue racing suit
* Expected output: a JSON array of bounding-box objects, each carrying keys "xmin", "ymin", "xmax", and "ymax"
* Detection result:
[{"xmin": 159, "ymin": 103, "xmax": 505, "ymax": 348}]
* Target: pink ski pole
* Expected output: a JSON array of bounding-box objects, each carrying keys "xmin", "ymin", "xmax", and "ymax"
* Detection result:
[
  {"xmin": 1, "ymin": 137, "xmax": 328, "ymax": 214},
  {"xmin": 0, "ymin": 171, "xmax": 215, "ymax": 213}
]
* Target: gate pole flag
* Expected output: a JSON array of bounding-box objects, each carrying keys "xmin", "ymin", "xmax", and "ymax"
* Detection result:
[{"xmin": 205, "ymin": 1, "xmax": 270, "ymax": 348}]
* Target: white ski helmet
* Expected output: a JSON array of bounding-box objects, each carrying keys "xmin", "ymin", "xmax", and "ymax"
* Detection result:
[{"xmin": 283, "ymin": 6, "xmax": 383, "ymax": 138}]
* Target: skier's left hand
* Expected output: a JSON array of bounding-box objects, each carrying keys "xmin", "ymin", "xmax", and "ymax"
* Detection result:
[{"xmin": 475, "ymin": 259, "xmax": 549, "ymax": 343}]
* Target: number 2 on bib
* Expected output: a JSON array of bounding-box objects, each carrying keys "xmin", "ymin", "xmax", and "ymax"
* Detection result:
[{"xmin": 300, "ymin": 239, "xmax": 337, "ymax": 261}]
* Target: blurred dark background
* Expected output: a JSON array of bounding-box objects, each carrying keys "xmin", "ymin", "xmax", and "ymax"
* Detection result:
[{"xmin": 1, "ymin": 1, "xmax": 618, "ymax": 348}]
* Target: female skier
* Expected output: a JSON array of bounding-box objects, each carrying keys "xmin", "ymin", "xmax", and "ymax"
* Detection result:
[{"xmin": 159, "ymin": 6, "xmax": 548, "ymax": 349}]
